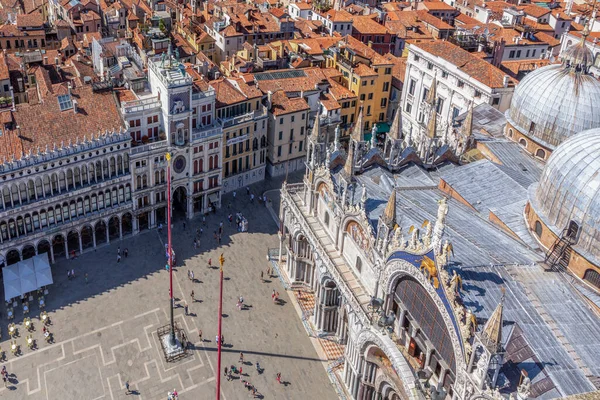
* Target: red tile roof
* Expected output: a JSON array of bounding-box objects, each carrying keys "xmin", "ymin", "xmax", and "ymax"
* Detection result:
[
  {"xmin": 0, "ymin": 85, "xmax": 124, "ymax": 161},
  {"xmin": 270, "ymin": 90, "xmax": 309, "ymax": 115},
  {"xmin": 414, "ymin": 41, "xmax": 516, "ymax": 88}
]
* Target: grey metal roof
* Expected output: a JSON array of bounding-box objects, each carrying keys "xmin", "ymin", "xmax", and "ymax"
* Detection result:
[
  {"xmin": 440, "ymin": 159, "xmax": 529, "ymax": 215},
  {"xmin": 490, "ymin": 200, "xmax": 539, "ymax": 249},
  {"xmin": 533, "ymin": 128, "xmax": 600, "ymax": 266},
  {"xmin": 508, "ymin": 64, "xmax": 600, "ymax": 149},
  {"xmin": 461, "ymin": 263, "xmax": 600, "ymax": 397},
  {"xmin": 331, "ymin": 161, "xmax": 600, "ymax": 396},
  {"xmin": 480, "ymin": 141, "xmax": 543, "ymax": 186},
  {"xmin": 456, "ymin": 103, "xmax": 507, "ymax": 138}
]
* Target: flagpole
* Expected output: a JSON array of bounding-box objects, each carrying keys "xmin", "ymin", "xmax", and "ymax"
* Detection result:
[
  {"xmin": 216, "ymin": 253, "xmax": 225, "ymax": 399},
  {"xmin": 166, "ymin": 152, "xmax": 175, "ymax": 345}
]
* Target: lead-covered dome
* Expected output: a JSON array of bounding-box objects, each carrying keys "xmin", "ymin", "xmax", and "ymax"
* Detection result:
[
  {"xmin": 507, "ymin": 40, "xmax": 600, "ymax": 150},
  {"xmin": 532, "ymin": 128, "xmax": 600, "ymax": 262}
]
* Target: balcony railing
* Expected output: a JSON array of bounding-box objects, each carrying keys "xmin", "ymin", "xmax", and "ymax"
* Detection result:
[
  {"xmin": 218, "ymin": 107, "xmax": 267, "ymax": 128},
  {"xmin": 191, "ymin": 123, "xmax": 222, "ymax": 142},
  {"xmin": 122, "ymin": 97, "xmax": 161, "ymax": 114},
  {"xmin": 130, "ymin": 139, "xmax": 168, "ymax": 155}
]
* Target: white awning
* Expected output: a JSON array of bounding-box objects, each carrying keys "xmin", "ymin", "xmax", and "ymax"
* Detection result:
[{"xmin": 2, "ymin": 253, "xmax": 53, "ymax": 302}]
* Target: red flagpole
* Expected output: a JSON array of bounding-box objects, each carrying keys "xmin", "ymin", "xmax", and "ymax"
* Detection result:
[
  {"xmin": 167, "ymin": 153, "xmax": 175, "ymax": 345},
  {"xmin": 217, "ymin": 253, "xmax": 225, "ymax": 399}
]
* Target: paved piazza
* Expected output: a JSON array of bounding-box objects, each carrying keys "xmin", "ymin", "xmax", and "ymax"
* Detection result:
[{"xmin": 0, "ymin": 176, "xmax": 337, "ymax": 400}]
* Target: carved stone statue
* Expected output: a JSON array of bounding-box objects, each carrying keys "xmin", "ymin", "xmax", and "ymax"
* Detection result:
[
  {"xmin": 449, "ymin": 270, "xmax": 462, "ymax": 296},
  {"xmin": 361, "ymin": 184, "xmax": 367, "ymax": 207},
  {"xmin": 477, "ymin": 352, "xmax": 489, "ymax": 378},
  {"xmin": 410, "ymin": 228, "xmax": 419, "ymax": 250},
  {"xmin": 517, "ymin": 376, "xmax": 531, "ymax": 399}
]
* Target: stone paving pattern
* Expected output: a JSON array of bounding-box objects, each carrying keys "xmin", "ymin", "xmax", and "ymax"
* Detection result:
[{"xmin": 0, "ymin": 173, "xmax": 338, "ymax": 400}]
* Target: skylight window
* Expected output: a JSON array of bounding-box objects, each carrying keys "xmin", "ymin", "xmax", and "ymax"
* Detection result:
[{"xmin": 58, "ymin": 94, "xmax": 73, "ymax": 111}]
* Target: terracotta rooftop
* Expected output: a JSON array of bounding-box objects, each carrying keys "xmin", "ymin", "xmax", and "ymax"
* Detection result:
[
  {"xmin": 414, "ymin": 41, "xmax": 516, "ymax": 88},
  {"xmin": 320, "ymin": 92, "xmax": 340, "ymax": 110},
  {"xmin": 352, "ymin": 15, "xmax": 389, "ymax": 35},
  {"xmin": 0, "ymin": 52, "xmax": 9, "ymax": 81},
  {"xmin": 292, "ymin": 2, "xmax": 312, "ymax": 10},
  {"xmin": 210, "ymin": 77, "xmax": 261, "ymax": 108},
  {"xmin": 0, "ymin": 85, "xmax": 124, "ymax": 161},
  {"xmin": 270, "ymin": 90, "xmax": 309, "ymax": 115},
  {"xmin": 319, "ymin": 9, "xmax": 353, "ymax": 21},
  {"xmin": 16, "ymin": 12, "xmax": 44, "ymax": 27},
  {"xmin": 252, "ymin": 67, "xmax": 336, "ymax": 94},
  {"xmin": 419, "ymin": 1, "xmax": 458, "ymax": 11},
  {"xmin": 353, "ymin": 63, "xmax": 377, "ymax": 77},
  {"xmin": 522, "ymin": 4, "xmax": 551, "ymax": 18}
]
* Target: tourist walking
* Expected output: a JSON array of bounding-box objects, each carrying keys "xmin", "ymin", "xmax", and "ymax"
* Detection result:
[
  {"xmin": 117, "ymin": 254, "xmax": 121, "ymax": 263},
  {"xmin": 124, "ymin": 248, "xmax": 128, "ymax": 258},
  {"xmin": 125, "ymin": 380, "xmax": 131, "ymax": 394},
  {"xmin": 233, "ymin": 191, "xmax": 236, "ymax": 200},
  {"xmin": 239, "ymin": 352, "xmax": 244, "ymax": 364},
  {"xmin": 184, "ymin": 303, "xmax": 189, "ymax": 316},
  {"xmin": 202, "ymin": 216, "xmax": 206, "ymax": 226},
  {"xmin": 191, "ymin": 290, "xmax": 195, "ymax": 301},
  {"xmin": 208, "ymin": 258, "xmax": 212, "ymax": 268},
  {"xmin": 198, "ymin": 329, "xmax": 202, "ymax": 342},
  {"xmin": 276, "ymin": 372, "xmax": 281, "ymax": 384},
  {"xmin": 260, "ymin": 270, "xmax": 264, "ymax": 282},
  {"xmin": 117, "ymin": 247, "xmax": 121, "ymax": 256}
]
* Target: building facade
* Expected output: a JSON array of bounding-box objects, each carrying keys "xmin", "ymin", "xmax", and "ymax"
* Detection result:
[{"xmin": 0, "ymin": 130, "xmax": 133, "ymax": 265}]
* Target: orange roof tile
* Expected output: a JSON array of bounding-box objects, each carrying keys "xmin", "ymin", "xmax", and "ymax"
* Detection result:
[
  {"xmin": 414, "ymin": 41, "xmax": 516, "ymax": 88},
  {"xmin": 522, "ymin": 4, "xmax": 550, "ymax": 18},
  {"xmin": 270, "ymin": 90, "xmax": 309, "ymax": 115},
  {"xmin": 0, "ymin": 85, "xmax": 124, "ymax": 161},
  {"xmin": 352, "ymin": 15, "xmax": 388, "ymax": 35}
]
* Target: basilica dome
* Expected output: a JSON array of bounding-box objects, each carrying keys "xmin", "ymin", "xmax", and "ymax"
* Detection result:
[
  {"xmin": 532, "ymin": 128, "xmax": 600, "ymax": 263},
  {"xmin": 507, "ymin": 40, "xmax": 600, "ymax": 150}
]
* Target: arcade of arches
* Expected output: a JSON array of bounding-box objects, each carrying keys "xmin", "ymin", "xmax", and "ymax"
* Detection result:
[{"xmin": 3, "ymin": 213, "xmax": 133, "ymax": 265}]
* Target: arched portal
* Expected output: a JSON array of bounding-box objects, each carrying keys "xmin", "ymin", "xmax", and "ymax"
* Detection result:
[
  {"xmin": 95, "ymin": 220, "xmax": 107, "ymax": 245},
  {"xmin": 108, "ymin": 216, "xmax": 120, "ymax": 240},
  {"xmin": 67, "ymin": 230, "xmax": 80, "ymax": 256},
  {"xmin": 52, "ymin": 235, "xmax": 66, "ymax": 258},
  {"xmin": 173, "ymin": 186, "xmax": 187, "ymax": 218},
  {"xmin": 6, "ymin": 249, "xmax": 20, "ymax": 265},
  {"xmin": 22, "ymin": 245, "xmax": 36, "ymax": 260},
  {"xmin": 122, "ymin": 213, "xmax": 133, "ymax": 236},
  {"xmin": 81, "ymin": 226, "xmax": 94, "ymax": 249},
  {"xmin": 37, "ymin": 240, "xmax": 51, "ymax": 258}
]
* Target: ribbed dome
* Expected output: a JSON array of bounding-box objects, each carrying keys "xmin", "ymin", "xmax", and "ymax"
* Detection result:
[
  {"xmin": 533, "ymin": 128, "xmax": 600, "ymax": 262},
  {"xmin": 507, "ymin": 64, "xmax": 600, "ymax": 149}
]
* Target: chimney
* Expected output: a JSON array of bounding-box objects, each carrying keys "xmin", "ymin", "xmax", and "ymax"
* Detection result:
[
  {"xmin": 267, "ymin": 90, "xmax": 273, "ymax": 108},
  {"xmin": 73, "ymin": 99, "xmax": 78, "ymax": 114},
  {"xmin": 68, "ymin": 82, "xmax": 72, "ymax": 96},
  {"xmin": 54, "ymin": 56, "xmax": 59, "ymax": 65},
  {"xmin": 503, "ymin": 75, "xmax": 510, "ymax": 87},
  {"xmin": 43, "ymin": 56, "xmax": 48, "ymax": 64}
]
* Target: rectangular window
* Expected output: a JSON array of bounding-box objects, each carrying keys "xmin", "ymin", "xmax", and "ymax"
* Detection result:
[
  {"xmin": 288, "ymin": 143, "xmax": 293, "ymax": 154},
  {"xmin": 381, "ymin": 98, "xmax": 387, "ymax": 108},
  {"xmin": 492, "ymin": 97, "xmax": 500, "ymax": 105},
  {"xmin": 277, "ymin": 146, "xmax": 282, "ymax": 157},
  {"xmin": 383, "ymin": 82, "xmax": 390, "ymax": 92},
  {"xmin": 368, "ymin": 93, "xmax": 373, "ymax": 100},
  {"xmin": 278, "ymin": 131, "xmax": 283, "ymax": 140},
  {"xmin": 299, "ymin": 141, "xmax": 303, "ymax": 152},
  {"xmin": 457, "ymin": 80, "xmax": 464, "ymax": 88},
  {"xmin": 291, "ymin": 115, "xmax": 295, "ymax": 122},
  {"xmin": 532, "ymin": 49, "xmax": 536, "ymax": 57},
  {"xmin": 409, "ymin": 79, "xmax": 416, "ymax": 95}
]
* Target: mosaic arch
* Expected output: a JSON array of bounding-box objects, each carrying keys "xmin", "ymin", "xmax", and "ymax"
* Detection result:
[{"xmin": 346, "ymin": 220, "xmax": 370, "ymax": 252}]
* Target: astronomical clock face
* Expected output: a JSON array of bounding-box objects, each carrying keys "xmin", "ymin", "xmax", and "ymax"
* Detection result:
[{"xmin": 173, "ymin": 155, "xmax": 186, "ymax": 174}]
